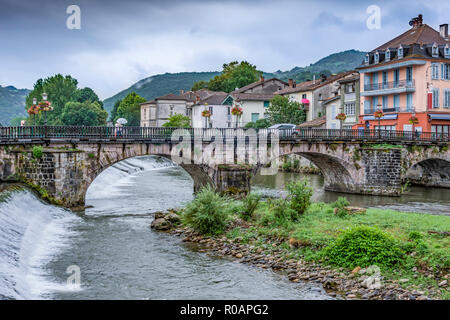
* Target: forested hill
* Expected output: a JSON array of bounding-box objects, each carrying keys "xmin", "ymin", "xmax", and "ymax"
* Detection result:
[{"xmin": 0, "ymin": 85, "xmax": 30, "ymax": 125}]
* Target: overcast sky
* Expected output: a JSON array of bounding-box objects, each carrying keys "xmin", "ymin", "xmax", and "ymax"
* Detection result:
[{"xmin": 0, "ymin": 0, "xmax": 448, "ymax": 99}]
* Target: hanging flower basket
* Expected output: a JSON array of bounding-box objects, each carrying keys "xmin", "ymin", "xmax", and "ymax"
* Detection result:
[
  {"xmin": 336, "ymin": 112, "xmax": 347, "ymax": 121},
  {"xmin": 374, "ymin": 110, "xmax": 384, "ymax": 119},
  {"xmin": 201, "ymin": 110, "xmax": 211, "ymax": 117},
  {"xmin": 38, "ymin": 101, "xmax": 53, "ymax": 112},
  {"xmin": 301, "ymin": 98, "xmax": 310, "ymax": 105},
  {"xmin": 231, "ymin": 106, "xmax": 243, "ymax": 116},
  {"xmin": 28, "ymin": 105, "xmax": 40, "ymax": 115},
  {"xmin": 408, "ymin": 116, "xmax": 419, "ymax": 125}
]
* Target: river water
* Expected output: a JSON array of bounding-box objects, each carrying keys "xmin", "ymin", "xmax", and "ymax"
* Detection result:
[{"xmin": 0, "ymin": 156, "xmax": 448, "ymax": 300}]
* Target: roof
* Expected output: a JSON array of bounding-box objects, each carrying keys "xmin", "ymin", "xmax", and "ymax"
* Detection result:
[
  {"xmin": 297, "ymin": 116, "xmax": 326, "ymax": 128},
  {"xmin": 373, "ymin": 24, "xmax": 448, "ymax": 51},
  {"xmin": 233, "ymin": 78, "xmax": 288, "ymax": 94},
  {"xmin": 193, "ymin": 92, "xmax": 228, "ymax": 105},
  {"xmin": 277, "ymin": 71, "xmax": 355, "ymax": 94},
  {"xmin": 321, "ymin": 95, "xmax": 341, "ymax": 105},
  {"xmin": 155, "ymin": 93, "xmax": 187, "ymax": 101},
  {"xmin": 230, "ymin": 92, "xmax": 275, "ymax": 102},
  {"xmin": 338, "ymin": 75, "xmax": 359, "ymax": 84}
]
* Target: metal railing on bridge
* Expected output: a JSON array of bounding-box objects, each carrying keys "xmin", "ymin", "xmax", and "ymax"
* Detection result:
[{"xmin": 0, "ymin": 126, "xmax": 448, "ymax": 143}]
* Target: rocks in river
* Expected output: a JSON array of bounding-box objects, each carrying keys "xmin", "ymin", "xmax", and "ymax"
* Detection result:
[
  {"xmin": 334, "ymin": 206, "xmax": 366, "ymax": 215},
  {"xmin": 150, "ymin": 210, "xmax": 181, "ymax": 231}
]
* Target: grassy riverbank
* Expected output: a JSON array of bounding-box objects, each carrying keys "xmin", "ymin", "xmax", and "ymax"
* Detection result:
[{"xmin": 170, "ymin": 183, "xmax": 450, "ymax": 300}]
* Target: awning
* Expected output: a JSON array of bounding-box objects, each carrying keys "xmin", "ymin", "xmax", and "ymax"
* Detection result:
[
  {"xmin": 429, "ymin": 114, "xmax": 450, "ymax": 120},
  {"xmin": 363, "ymin": 114, "xmax": 398, "ymax": 121}
]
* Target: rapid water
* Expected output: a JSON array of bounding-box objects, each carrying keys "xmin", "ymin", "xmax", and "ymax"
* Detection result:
[{"xmin": 0, "ymin": 156, "xmax": 331, "ymax": 300}]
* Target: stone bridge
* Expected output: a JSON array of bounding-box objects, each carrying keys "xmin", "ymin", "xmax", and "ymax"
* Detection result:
[{"xmin": 0, "ymin": 126, "xmax": 448, "ymax": 207}]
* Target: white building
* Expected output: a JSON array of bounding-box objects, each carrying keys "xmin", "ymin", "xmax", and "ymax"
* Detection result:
[{"xmin": 191, "ymin": 92, "xmax": 229, "ymax": 128}]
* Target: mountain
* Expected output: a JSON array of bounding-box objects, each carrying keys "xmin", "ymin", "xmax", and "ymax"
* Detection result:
[
  {"xmin": 103, "ymin": 72, "xmax": 220, "ymax": 113},
  {"xmin": 103, "ymin": 50, "xmax": 366, "ymax": 112},
  {"xmin": 0, "ymin": 85, "xmax": 30, "ymax": 125}
]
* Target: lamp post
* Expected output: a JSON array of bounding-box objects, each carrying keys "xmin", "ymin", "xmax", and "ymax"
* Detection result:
[
  {"xmin": 374, "ymin": 105, "xmax": 384, "ymax": 140},
  {"xmin": 42, "ymin": 92, "xmax": 48, "ymax": 125},
  {"xmin": 32, "ymin": 98, "xmax": 37, "ymax": 126}
]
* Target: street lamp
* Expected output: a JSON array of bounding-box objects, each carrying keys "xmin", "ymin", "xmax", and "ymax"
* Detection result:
[
  {"xmin": 374, "ymin": 104, "xmax": 384, "ymax": 139},
  {"xmin": 40, "ymin": 92, "xmax": 52, "ymax": 126}
]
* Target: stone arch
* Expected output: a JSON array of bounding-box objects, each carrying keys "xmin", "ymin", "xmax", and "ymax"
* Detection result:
[{"xmin": 405, "ymin": 158, "xmax": 450, "ymax": 188}]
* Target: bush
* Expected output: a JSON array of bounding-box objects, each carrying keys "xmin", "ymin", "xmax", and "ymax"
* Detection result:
[
  {"xmin": 324, "ymin": 225, "xmax": 404, "ymax": 268},
  {"xmin": 32, "ymin": 146, "xmax": 43, "ymax": 159},
  {"xmin": 293, "ymin": 158, "xmax": 300, "ymax": 170},
  {"xmin": 240, "ymin": 193, "xmax": 261, "ymax": 221},
  {"xmin": 282, "ymin": 161, "xmax": 293, "ymax": 172},
  {"xmin": 182, "ymin": 186, "xmax": 229, "ymax": 235},
  {"xmin": 332, "ymin": 197, "xmax": 350, "ymax": 218},
  {"xmin": 286, "ymin": 179, "xmax": 313, "ymax": 220},
  {"xmin": 267, "ymin": 198, "xmax": 296, "ymax": 225}
]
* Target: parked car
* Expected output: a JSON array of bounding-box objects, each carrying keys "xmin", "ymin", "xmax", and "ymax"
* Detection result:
[{"xmin": 266, "ymin": 124, "xmax": 297, "ymax": 138}]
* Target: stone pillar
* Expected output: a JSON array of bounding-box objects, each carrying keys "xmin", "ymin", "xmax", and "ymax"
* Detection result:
[
  {"xmin": 216, "ymin": 164, "xmax": 253, "ymax": 198},
  {"xmin": 360, "ymin": 148, "xmax": 402, "ymax": 195}
]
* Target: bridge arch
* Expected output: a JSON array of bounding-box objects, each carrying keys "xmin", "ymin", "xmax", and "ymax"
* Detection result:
[{"xmin": 405, "ymin": 158, "xmax": 450, "ymax": 188}]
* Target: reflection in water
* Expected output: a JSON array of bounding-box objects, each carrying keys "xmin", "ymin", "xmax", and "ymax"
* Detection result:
[{"xmin": 252, "ymin": 171, "xmax": 450, "ymax": 216}]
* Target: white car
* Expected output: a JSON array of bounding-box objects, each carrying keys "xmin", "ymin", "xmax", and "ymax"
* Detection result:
[{"xmin": 267, "ymin": 124, "xmax": 298, "ymax": 138}]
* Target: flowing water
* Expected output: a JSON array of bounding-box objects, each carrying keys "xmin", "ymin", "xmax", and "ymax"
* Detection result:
[{"xmin": 0, "ymin": 156, "xmax": 448, "ymax": 300}]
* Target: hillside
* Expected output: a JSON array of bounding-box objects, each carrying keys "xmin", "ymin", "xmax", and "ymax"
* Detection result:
[
  {"xmin": 0, "ymin": 85, "xmax": 30, "ymax": 125},
  {"xmin": 102, "ymin": 72, "xmax": 220, "ymax": 113},
  {"xmin": 103, "ymin": 50, "xmax": 366, "ymax": 113}
]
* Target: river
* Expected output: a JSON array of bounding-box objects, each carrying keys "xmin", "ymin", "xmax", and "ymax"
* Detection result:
[{"xmin": 0, "ymin": 156, "xmax": 448, "ymax": 300}]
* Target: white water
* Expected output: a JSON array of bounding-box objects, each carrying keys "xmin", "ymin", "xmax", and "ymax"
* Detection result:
[{"xmin": 0, "ymin": 156, "xmax": 175, "ymax": 299}]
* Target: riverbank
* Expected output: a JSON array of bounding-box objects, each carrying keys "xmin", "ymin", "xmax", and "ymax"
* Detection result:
[{"xmin": 153, "ymin": 192, "xmax": 450, "ymax": 300}]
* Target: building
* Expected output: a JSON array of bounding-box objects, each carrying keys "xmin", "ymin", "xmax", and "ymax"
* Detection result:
[
  {"xmin": 140, "ymin": 100, "xmax": 156, "ymax": 127},
  {"xmin": 338, "ymin": 73, "xmax": 360, "ymax": 129},
  {"xmin": 297, "ymin": 116, "xmax": 326, "ymax": 129},
  {"xmin": 191, "ymin": 92, "xmax": 229, "ymax": 128},
  {"xmin": 276, "ymin": 71, "xmax": 355, "ymax": 122},
  {"xmin": 355, "ymin": 14, "xmax": 450, "ymax": 134},
  {"xmin": 322, "ymin": 95, "xmax": 341, "ymax": 129},
  {"xmin": 222, "ymin": 77, "xmax": 289, "ymax": 127}
]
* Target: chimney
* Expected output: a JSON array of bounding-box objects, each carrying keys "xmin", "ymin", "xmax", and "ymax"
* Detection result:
[
  {"xmin": 313, "ymin": 75, "xmax": 316, "ymax": 84},
  {"xmin": 440, "ymin": 24, "xmax": 449, "ymax": 38},
  {"xmin": 260, "ymin": 76, "xmax": 265, "ymax": 82},
  {"xmin": 180, "ymin": 89, "xmax": 184, "ymax": 95},
  {"xmin": 293, "ymin": 80, "xmax": 296, "ymax": 88},
  {"xmin": 288, "ymin": 79, "xmax": 293, "ymax": 88}
]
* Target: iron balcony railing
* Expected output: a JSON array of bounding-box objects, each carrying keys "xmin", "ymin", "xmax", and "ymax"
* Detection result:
[
  {"xmin": 0, "ymin": 126, "xmax": 448, "ymax": 143},
  {"xmin": 364, "ymin": 80, "xmax": 415, "ymax": 92},
  {"xmin": 364, "ymin": 106, "xmax": 415, "ymax": 114}
]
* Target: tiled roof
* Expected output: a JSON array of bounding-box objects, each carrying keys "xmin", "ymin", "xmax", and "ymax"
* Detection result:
[
  {"xmin": 194, "ymin": 92, "xmax": 228, "ymax": 105},
  {"xmin": 321, "ymin": 95, "xmax": 341, "ymax": 105},
  {"xmin": 234, "ymin": 78, "xmax": 288, "ymax": 93},
  {"xmin": 373, "ymin": 24, "xmax": 448, "ymax": 51},
  {"xmin": 297, "ymin": 116, "xmax": 326, "ymax": 128},
  {"xmin": 276, "ymin": 71, "xmax": 355, "ymax": 94},
  {"xmin": 231, "ymin": 92, "xmax": 275, "ymax": 101},
  {"xmin": 155, "ymin": 93, "xmax": 187, "ymax": 101}
]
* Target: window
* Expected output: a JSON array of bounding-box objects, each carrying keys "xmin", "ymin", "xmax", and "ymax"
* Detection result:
[
  {"xmin": 365, "ymin": 54, "xmax": 370, "ymax": 65},
  {"xmin": 432, "ymin": 63, "xmax": 440, "ymax": 80},
  {"xmin": 432, "ymin": 88, "xmax": 440, "ymax": 108},
  {"xmin": 364, "ymin": 100, "xmax": 371, "ymax": 114},
  {"xmin": 398, "ymin": 46, "xmax": 403, "ymax": 58},
  {"xmin": 372, "ymin": 72, "xmax": 379, "ymax": 88},
  {"xmin": 345, "ymin": 83, "xmax": 355, "ymax": 93},
  {"xmin": 442, "ymin": 63, "xmax": 450, "ymax": 80},
  {"xmin": 344, "ymin": 102, "xmax": 355, "ymax": 115},
  {"xmin": 393, "ymin": 95, "xmax": 400, "ymax": 110},
  {"xmin": 382, "ymin": 96, "xmax": 388, "ymax": 109},
  {"xmin": 227, "ymin": 107, "xmax": 231, "ymax": 115},
  {"xmin": 385, "ymin": 50, "xmax": 390, "ymax": 61},
  {"xmin": 444, "ymin": 89, "xmax": 450, "ymax": 108},
  {"xmin": 432, "ymin": 44, "xmax": 439, "ymax": 58},
  {"xmin": 302, "ymin": 94, "xmax": 307, "ymax": 99},
  {"xmin": 382, "ymin": 71, "xmax": 388, "ymax": 88},
  {"xmin": 406, "ymin": 93, "xmax": 413, "ymax": 111},
  {"xmin": 251, "ymin": 113, "xmax": 259, "ymax": 122},
  {"xmin": 372, "ymin": 96, "xmax": 379, "ymax": 109},
  {"xmin": 431, "ymin": 125, "xmax": 450, "ymax": 137},
  {"xmin": 331, "ymin": 105, "xmax": 337, "ymax": 119},
  {"xmin": 406, "ymin": 66, "xmax": 413, "ymax": 83},
  {"xmin": 445, "ymin": 45, "xmax": 450, "ymax": 58},
  {"xmin": 209, "ymin": 106, "xmax": 213, "ymax": 115},
  {"xmin": 374, "ymin": 52, "xmax": 379, "ymax": 64},
  {"xmin": 263, "ymin": 101, "xmax": 270, "ymax": 108},
  {"xmin": 169, "ymin": 105, "xmax": 174, "ymax": 116},
  {"xmin": 394, "ymin": 69, "xmax": 400, "ymax": 86},
  {"xmin": 375, "ymin": 125, "xmax": 396, "ymax": 132}
]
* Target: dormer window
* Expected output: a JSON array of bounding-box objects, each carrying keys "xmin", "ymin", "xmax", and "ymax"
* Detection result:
[
  {"xmin": 432, "ymin": 43, "xmax": 439, "ymax": 58},
  {"xmin": 364, "ymin": 54, "xmax": 370, "ymax": 65},
  {"xmin": 374, "ymin": 52, "xmax": 379, "ymax": 64},
  {"xmin": 444, "ymin": 45, "xmax": 449, "ymax": 58},
  {"xmin": 398, "ymin": 46, "xmax": 403, "ymax": 59},
  {"xmin": 385, "ymin": 49, "xmax": 390, "ymax": 62}
]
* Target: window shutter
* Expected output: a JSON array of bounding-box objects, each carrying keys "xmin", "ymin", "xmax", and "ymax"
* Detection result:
[{"xmin": 442, "ymin": 63, "xmax": 445, "ymax": 80}]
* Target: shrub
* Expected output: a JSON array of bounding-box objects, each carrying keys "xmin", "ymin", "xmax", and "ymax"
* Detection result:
[
  {"xmin": 282, "ymin": 161, "xmax": 292, "ymax": 172},
  {"xmin": 32, "ymin": 146, "xmax": 43, "ymax": 159},
  {"xmin": 240, "ymin": 193, "xmax": 261, "ymax": 221},
  {"xmin": 267, "ymin": 198, "xmax": 296, "ymax": 225},
  {"xmin": 324, "ymin": 225, "xmax": 404, "ymax": 269},
  {"xmin": 286, "ymin": 179, "xmax": 313, "ymax": 220},
  {"xmin": 293, "ymin": 158, "xmax": 300, "ymax": 170},
  {"xmin": 182, "ymin": 186, "xmax": 229, "ymax": 235},
  {"xmin": 332, "ymin": 197, "xmax": 350, "ymax": 218}
]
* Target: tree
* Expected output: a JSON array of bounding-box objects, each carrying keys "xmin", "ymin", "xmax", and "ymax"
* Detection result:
[
  {"xmin": 74, "ymin": 87, "xmax": 103, "ymax": 108},
  {"xmin": 61, "ymin": 101, "xmax": 107, "ymax": 126},
  {"xmin": 109, "ymin": 99, "xmax": 122, "ymax": 122},
  {"xmin": 115, "ymin": 92, "xmax": 146, "ymax": 126},
  {"xmin": 266, "ymin": 95, "xmax": 306, "ymax": 125},
  {"xmin": 244, "ymin": 118, "xmax": 271, "ymax": 129},
  {"xmin": 191, "ymin": 80, "xmax": 209, "ymax": 91},
  {"xmin": 162, "ymin": 113, "xmax": 191, "ymax": 128},
  {"xmin": 191, "ymin": 61, "xmax": 263, "ymax": 93}
]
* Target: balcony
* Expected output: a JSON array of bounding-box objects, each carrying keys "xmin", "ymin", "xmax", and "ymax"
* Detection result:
[
  {"xmin": 364, "ymin": 106, "xmax": 415, "ymax": 115},
  {"xmin": 361, "ymin": 80, "xmax": 415, "ymax": 97}
]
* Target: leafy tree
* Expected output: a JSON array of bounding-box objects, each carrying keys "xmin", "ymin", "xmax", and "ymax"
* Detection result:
[
  {"xmin": 109, "ymin": 99, "xmax": 122, "ymax": 122},
  {"xmin": 191, "ymin": 80, "xmax": 209, "ymax": 91},
  {"xmin": 192, "ymin": 61, "xmax": 263, "ymax": 93},
  {"xmin": 244, "ymin": 118, "xmax": 271, "ymax": 129},
  {"xmin": 162, "ymin": 113, "xmax": 191, "ymax": 128},
  {"xmin": 266, "ymin": 95, "xmax": 306, "ymax": 125},
  {"xmin": 115, "ymin": 92, "xmax": 146, "ymax": 126},
  {"xmin": 74, "ymin": 87, "xmax": 103, "ymax": 108},
  {"xmin": 61, "ymin": 101, "xmax": 107, "ymax": 126}
]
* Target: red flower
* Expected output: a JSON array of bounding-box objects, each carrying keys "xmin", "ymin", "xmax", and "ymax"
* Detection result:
[{"xmin": 336, "ymin": 112, "xmax": 347, "ymax": 121}]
